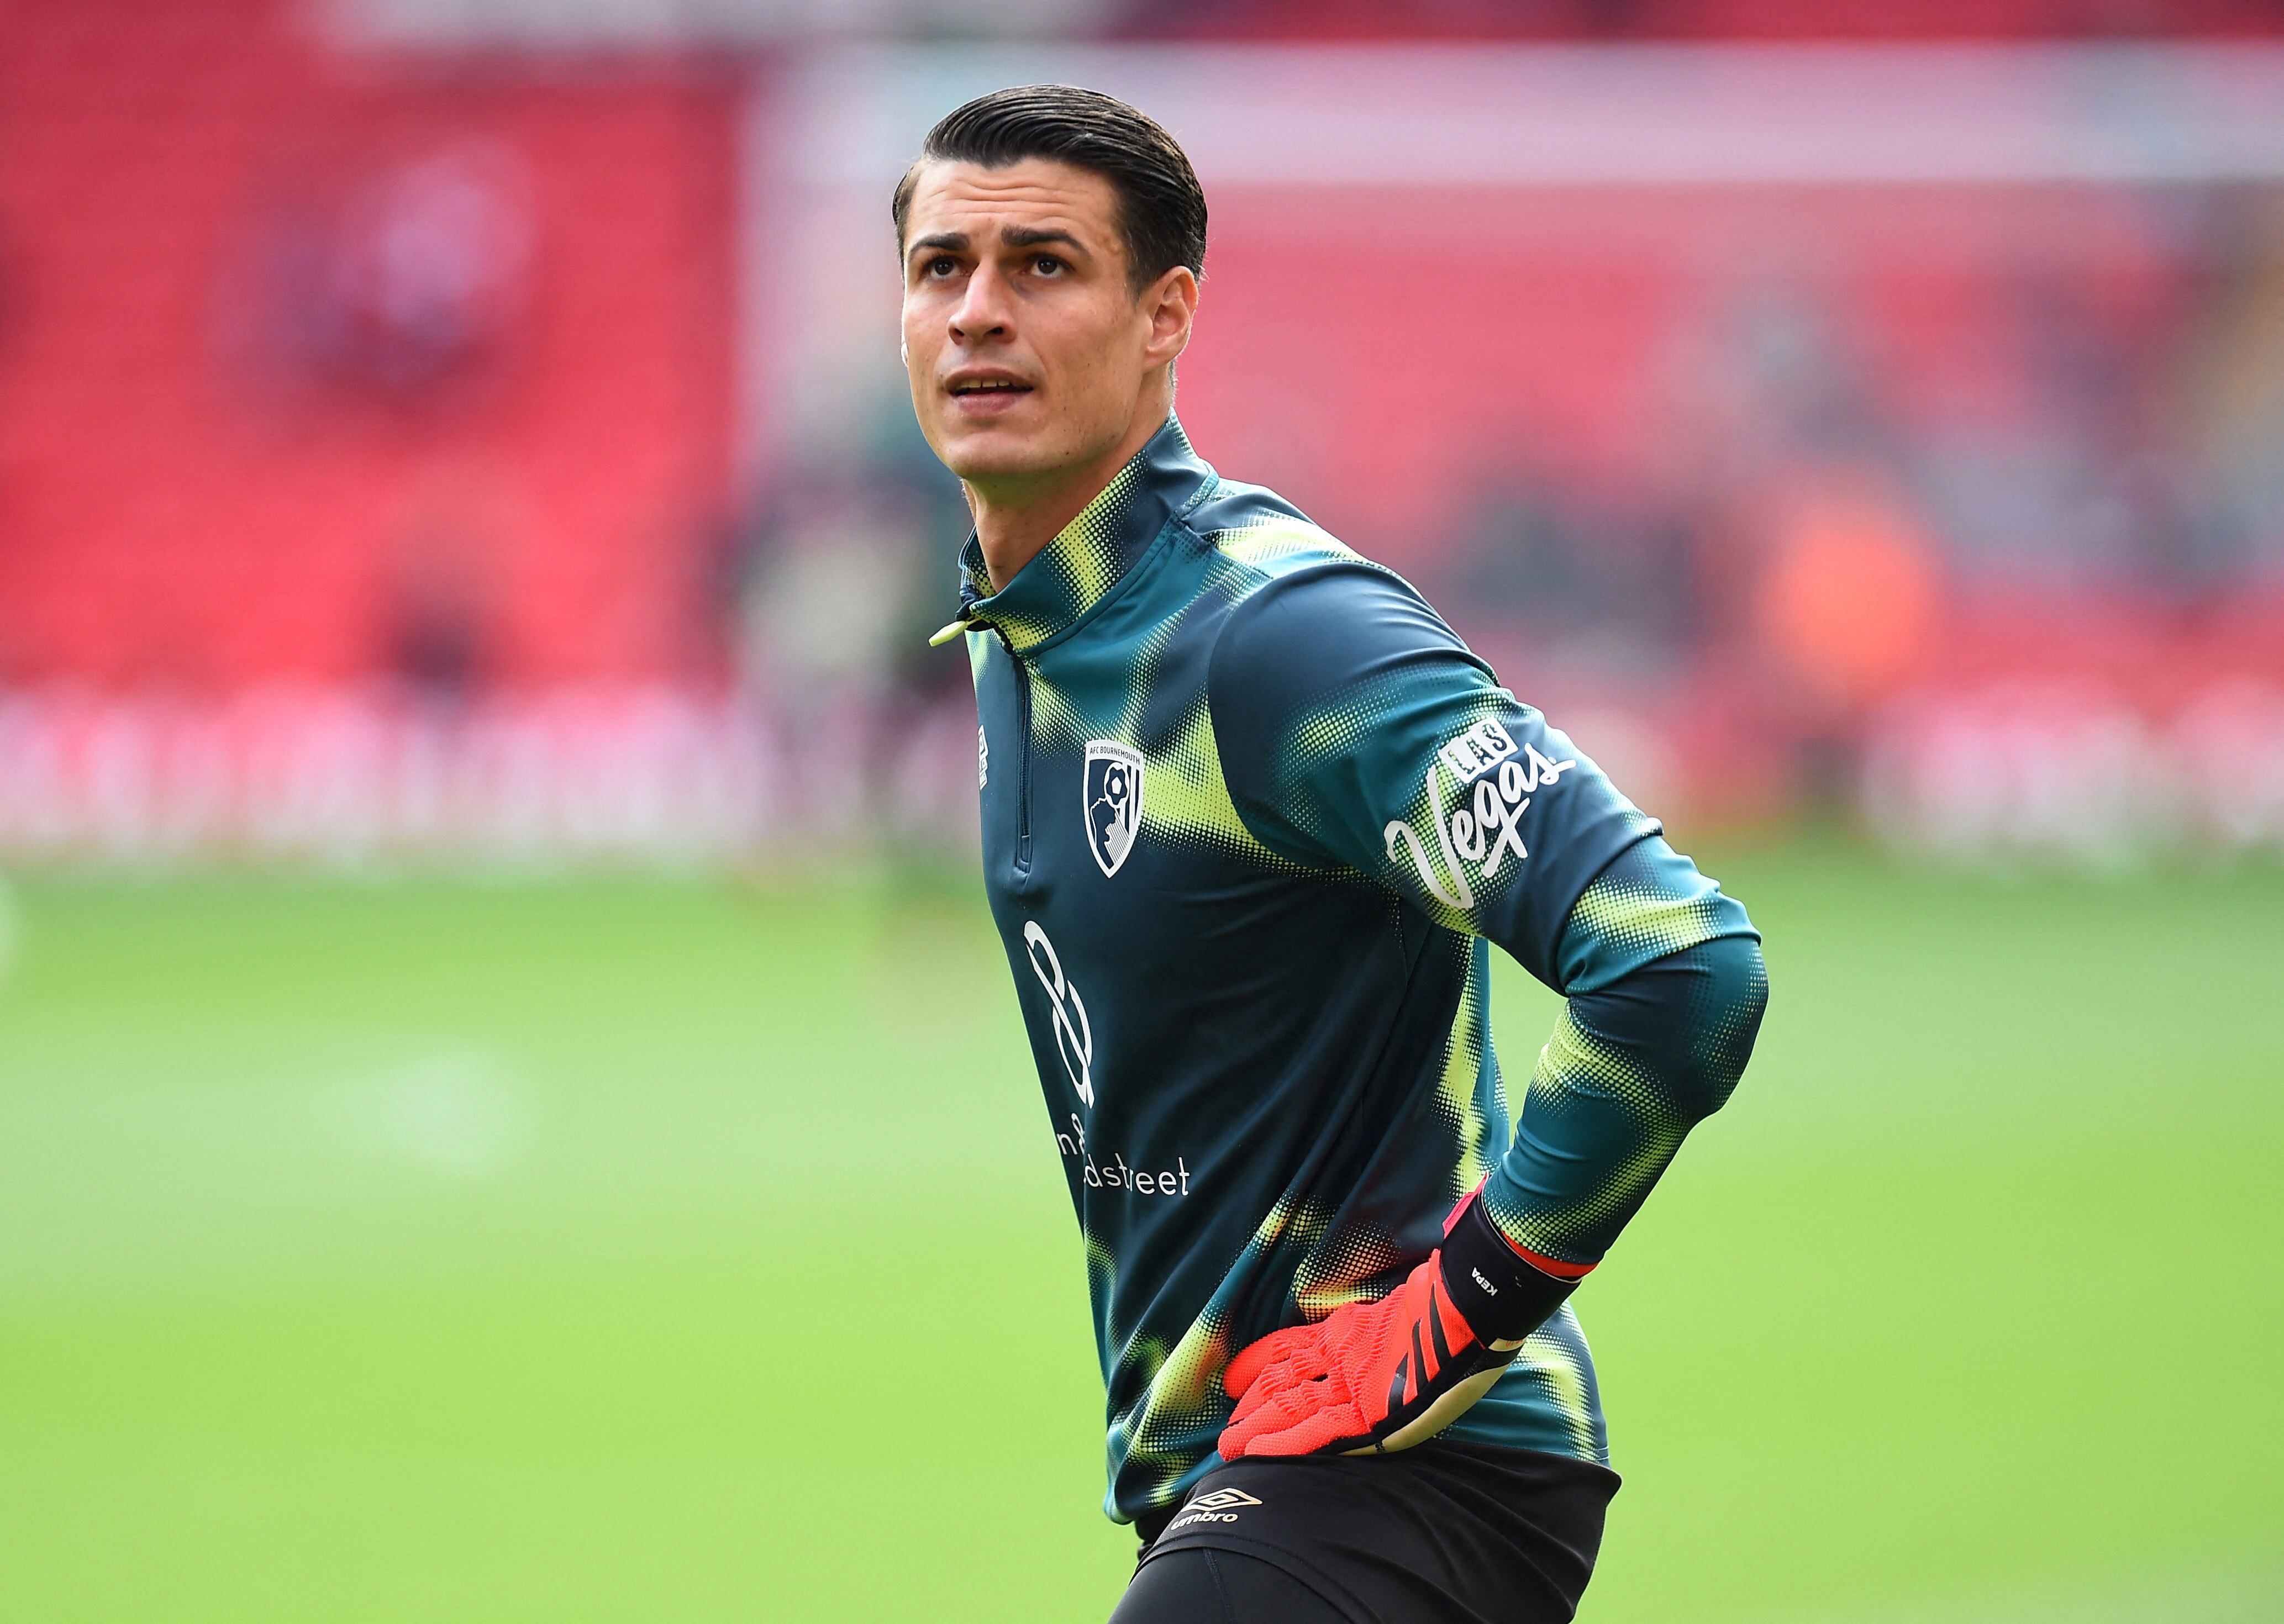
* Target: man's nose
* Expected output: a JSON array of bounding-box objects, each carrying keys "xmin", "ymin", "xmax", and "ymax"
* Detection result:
[{"xmin": 949, "ymin": 262, "xmax": 1012, "ymax": 341}]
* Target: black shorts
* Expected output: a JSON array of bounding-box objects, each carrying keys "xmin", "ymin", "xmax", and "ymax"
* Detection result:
[{"xmin": 1109, "ymin": 1441, "xmax": 1620, "ymax": 1624}]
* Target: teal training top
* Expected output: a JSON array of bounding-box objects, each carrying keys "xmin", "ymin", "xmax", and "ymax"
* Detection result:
[{"xmin": 955, "ymin": 417, "xmax": 1767, "ymax": 1525}]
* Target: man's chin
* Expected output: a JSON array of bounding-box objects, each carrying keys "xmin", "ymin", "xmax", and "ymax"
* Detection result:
[{"xmin": 937, "ymin": 428, "xmax": 1070, "ymax": 485}]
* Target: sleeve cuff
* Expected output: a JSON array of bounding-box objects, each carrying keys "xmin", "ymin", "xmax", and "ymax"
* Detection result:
[{"xmin": 1436, "ymin": 1189, "xmax": 1583, "ymax": 1344}]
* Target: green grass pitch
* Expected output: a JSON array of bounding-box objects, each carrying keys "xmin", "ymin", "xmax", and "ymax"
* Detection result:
[{"xmin": 0, "ymin": 847, "xmax": 2277, "ymax": 1621}]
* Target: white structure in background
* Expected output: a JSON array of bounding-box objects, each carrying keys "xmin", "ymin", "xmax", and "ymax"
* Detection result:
[
  {"xmin": 0, "ymin": 687, "xmax": 772, "ymax": 864},
  {"xmin": 750, "ymin": 41, "xmax": 2284, "ymax": 866},
  {"xmin": 750, "ymin": 42, "xmax": 2284, "ymax": 472},
  {"xmin": 1864, "ymin": 682, "xmax": 2284, "ymax": 863},
  {"xmin": 320, "ymin": 0, "xmax": 1115, "ymax": 46},
  {"xmin": 24, "ymin": 35, "xmax": 2282, "ymax": 863}
]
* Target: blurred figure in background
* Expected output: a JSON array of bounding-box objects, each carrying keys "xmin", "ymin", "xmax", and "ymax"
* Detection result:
[{"xmin": 728, "ymin": 409, "xmax": 978, "ymax": 848}]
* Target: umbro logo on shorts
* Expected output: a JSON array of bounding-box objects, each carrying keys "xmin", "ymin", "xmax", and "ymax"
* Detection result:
[
  {"xmin": 1165, "ymin": 1486, "xmax": 1262, "ymax": 1532},
  {"xmin": 1188, "ymin": 1489, "xmax": 1261, "ymax": 1512}
]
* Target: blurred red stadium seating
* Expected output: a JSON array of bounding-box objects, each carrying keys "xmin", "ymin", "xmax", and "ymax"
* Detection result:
[
  {"xmin": 1135, "ymin": 0, "xmax": 2284, "ymax": 44},
  {"xmin": 0, "ymin": 0, "xmax": 736, "ymax": 691},
  {"xmin": 2, "ymin": 4, "xmax": 2280, "ymax": 857}
]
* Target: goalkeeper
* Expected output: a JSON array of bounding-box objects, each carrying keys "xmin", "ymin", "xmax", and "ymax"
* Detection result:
[{"xmin": 900, "ymin": 86, "xmax": 1769, "ymax": 1624}]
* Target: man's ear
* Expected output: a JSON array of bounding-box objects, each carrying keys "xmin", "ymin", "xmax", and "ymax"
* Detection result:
[{"xmin": 1141, "ymin": 266, "xmax": 1199, "ymax": 370}]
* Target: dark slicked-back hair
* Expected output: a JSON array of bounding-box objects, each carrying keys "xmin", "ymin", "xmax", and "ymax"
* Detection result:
[{"xmin": 893, "ymin": 85, "xmax": 1207, "ymax": 293}]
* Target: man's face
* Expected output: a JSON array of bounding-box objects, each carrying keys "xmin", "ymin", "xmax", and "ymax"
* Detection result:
[{"xmin": 901, "ymin": 158, "xmax": 1190, "ymax": 485}]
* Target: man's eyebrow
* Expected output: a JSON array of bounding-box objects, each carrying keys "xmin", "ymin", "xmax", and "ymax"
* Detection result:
[
  {"xmin": 1000, "ymin": 226, "xmax": 1088, "ymax": 254},
  {"xmin": 906, "ymin": 224, "xmax": 1092, "ymax": 265}
]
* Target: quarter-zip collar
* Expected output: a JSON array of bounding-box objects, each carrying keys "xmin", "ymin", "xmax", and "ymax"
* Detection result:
[{"xmin": 949, "ymin": 415, "xmax": 1211, "ymax": 657}]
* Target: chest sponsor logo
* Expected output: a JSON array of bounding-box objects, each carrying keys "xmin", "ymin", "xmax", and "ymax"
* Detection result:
[
  {"xmin": 1083, "ymin": 740, "xmax": 1144, "ymax": 878},
  {"xmin": 977, "ymin": 725, "xmax": 989, "ymax": 789},
  {"xmin": 1023, "ymin": 920, "xmax": 1094, "ymax": 1109},
  {"xmin": 1384, "ymin": 718, "xmax": 1575, "ymax": 911},
  {"xmin": 1056, "ymin": 1113, "xmax": 1191, "ymax": 1197}
]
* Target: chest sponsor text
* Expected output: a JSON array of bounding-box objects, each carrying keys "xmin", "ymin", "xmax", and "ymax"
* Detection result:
[{"xmin": 1056, "ymin": 1113, "xmax": 1192, "ymax": 1198}]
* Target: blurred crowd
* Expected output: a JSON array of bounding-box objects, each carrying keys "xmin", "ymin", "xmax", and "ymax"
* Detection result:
[{"xmin": 1, "ymin": 0, "xmax": 2281, "ymax": 863}]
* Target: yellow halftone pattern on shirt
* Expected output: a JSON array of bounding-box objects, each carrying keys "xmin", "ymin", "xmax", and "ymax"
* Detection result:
[
  {"xmin": 1213, "ymin": 516, "xmax": 1362, "ymax": 573},
  {"xmin": 1021, "ymin": 599, "xmax": 1183, "ymax": 749},
  {"xmin": 1435, "ymin": 950, "xmax": 1496, "ymax": 1201},
  {"xmin": 1024, "ymin": 669, "xmax": 1293, "ymax": 867},
  {"xmin": 1485, "ymin": 1006, "xmax": 1688, "ymax": 1254},
  {"xmin": 1291, "ymin": 1222, "xmax": 1402, "ymax": 1321},
  {"xmin": 1514, "ymin": 1305, "xmax": 1601, "ymax": 1461},
  {"xmin": 1565, "ymin": 873, "xmax": 1732, "ymax": 968},
  {"xmin": 1025, "ymin": 673, "xmax": 1094, "ymax": 754},
  {"xmin": 1114, "ymin": 1315, "xmax": 1235, "ymax": 1510},
  {"xmin": 990, "ymin": 456, "xmax": 1148, "ymax": 653},
  {"xmin": 1143, "ymin": 700, "xmax": 1299, "ymax": 866},
  {"xmin": 1109, "ymin": 1189, "xmax": 1335, "ymax": 1514}
]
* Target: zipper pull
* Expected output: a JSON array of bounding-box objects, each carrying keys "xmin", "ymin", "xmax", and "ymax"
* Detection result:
[{"xmin": 927, "ymin": 615, "xmax": 975, "ymax": 647}]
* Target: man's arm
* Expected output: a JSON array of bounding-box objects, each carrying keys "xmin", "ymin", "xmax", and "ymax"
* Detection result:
[
  {"xmin": 1208, "ymin": 562, "xmax": 1767, "ymax": 1457},
  {"xmin": 1481, "ymin": 836, "xmax": 1767, "ymax": 1274}
]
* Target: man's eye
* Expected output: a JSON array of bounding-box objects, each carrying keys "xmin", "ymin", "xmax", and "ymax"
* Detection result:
[
  {"xmin": 926, "ymin": 257, "xmax": 958, "ymax": 277},
  {"xmin": 1033, "ymin": 256, "xmax": 1064, "ymax": 276}
]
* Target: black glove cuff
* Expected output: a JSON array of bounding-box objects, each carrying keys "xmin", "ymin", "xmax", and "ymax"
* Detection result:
[{"xmin": 1436, "ymin": 1193, "xmax": 1580, "ymax": 1345}]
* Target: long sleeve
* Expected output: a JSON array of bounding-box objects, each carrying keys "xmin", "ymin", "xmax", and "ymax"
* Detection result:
[
  {"xmin": 1209, "ymin": 561, "xmax": 1766, "ymax": 1270},
  {"xmin": 1482, "ymin": 837, "xmax": 1766, "ymax": 1266}
]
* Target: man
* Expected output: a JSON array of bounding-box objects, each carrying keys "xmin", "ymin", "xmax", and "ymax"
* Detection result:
[{"xmin": 898, "ymin": 86, "xmax": 1767, "ymax": 1623}]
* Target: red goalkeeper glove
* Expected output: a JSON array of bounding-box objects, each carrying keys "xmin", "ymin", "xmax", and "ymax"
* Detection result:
[{"xmin": 1217, "ymin": 1187, "xmax": 1587, "ymax": 1458}]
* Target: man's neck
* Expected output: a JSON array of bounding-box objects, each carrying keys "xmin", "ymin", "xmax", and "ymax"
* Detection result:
[{"xmin": 969, "ymin": 400, "xmax": 1170, "ymax": 590}]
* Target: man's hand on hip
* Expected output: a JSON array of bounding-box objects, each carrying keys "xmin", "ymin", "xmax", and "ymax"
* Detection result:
[{"xmin": 1217, "ymin": 1187, "xmax": 1587, "ymax": 1458}]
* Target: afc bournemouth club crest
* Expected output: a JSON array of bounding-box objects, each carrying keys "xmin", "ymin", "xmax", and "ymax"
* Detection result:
[{"xmin": 1083, "ymin": 740, "xmax": 1144, "ymax": 878}]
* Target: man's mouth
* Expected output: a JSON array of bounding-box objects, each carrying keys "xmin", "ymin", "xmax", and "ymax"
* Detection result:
[{"xmin": 948, "ymin": 377, "xmax": 1033, "ymax": 397}]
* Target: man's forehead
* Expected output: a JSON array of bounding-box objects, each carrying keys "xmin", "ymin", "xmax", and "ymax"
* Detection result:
[{"xmin": 903, "ymin": 158, "xmax": 1120, "ymax": 244}]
